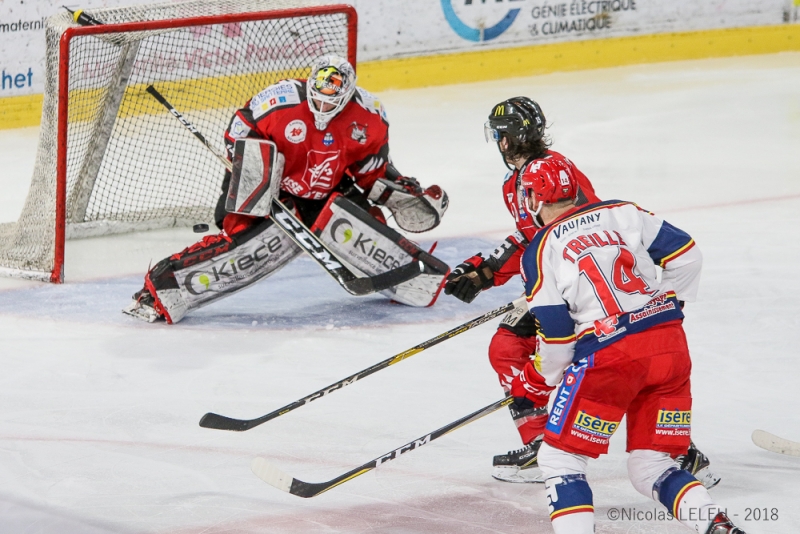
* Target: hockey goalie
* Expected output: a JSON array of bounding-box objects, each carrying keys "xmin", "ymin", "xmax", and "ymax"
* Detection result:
[{"xmin": 124, "ymin": 55, "xmax": 450, "ymax": 324}]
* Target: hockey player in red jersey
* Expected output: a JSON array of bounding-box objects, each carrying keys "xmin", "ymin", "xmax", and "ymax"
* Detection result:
[
  {"xmin": 124, "ymin": 56, "xmax": 449, "ymax": 323},
  {"xmin": 444, "ymin": 97, "xmax": 716, "ymax": 487},
  {"xmin": 513, "ymin": 159, "xmax": 744, "ymax": 534}
]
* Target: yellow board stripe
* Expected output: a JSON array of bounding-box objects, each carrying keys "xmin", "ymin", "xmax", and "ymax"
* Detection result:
[
  {"xmin": 359, "ymin": 24, "xmax": 800, "ymax": 92},
  {"xmin": 3, "ymin": 24, "xmax": 800, "ymax": 130}
]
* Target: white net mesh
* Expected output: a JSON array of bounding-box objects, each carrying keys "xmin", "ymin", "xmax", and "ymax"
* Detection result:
[{"xmin": 0, "ymin": 0, "xmax": 353, "ymax": 281}]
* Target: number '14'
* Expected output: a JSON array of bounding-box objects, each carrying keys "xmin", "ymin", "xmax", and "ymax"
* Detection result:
[{"xmin": 577, "ymin": 248, "xmax": 651, "ymax": 316}]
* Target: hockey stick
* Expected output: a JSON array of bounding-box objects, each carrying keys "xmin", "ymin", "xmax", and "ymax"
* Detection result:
[
  {"xmin": 752, "ymin": 430, "xmax": 800, "ymax": 457},
  {"xmin": 199, "ymin": 300, "xmax": 517, "ymax": 431},
  {"xmin": 145, "ymin": 85, "xmax": 423, "ymax": 296},
  {"xmin": 251, "ymin": 397, "xmax": 514, "ymax": 497}
]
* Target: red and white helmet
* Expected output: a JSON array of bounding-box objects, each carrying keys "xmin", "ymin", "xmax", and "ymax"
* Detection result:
[{"xmin": 519, "ymin": 154, "xmax": 578, "ymax": 219}]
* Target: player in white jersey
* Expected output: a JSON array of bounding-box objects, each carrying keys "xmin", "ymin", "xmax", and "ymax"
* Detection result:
[{"xmin": 509, "ymin": 157, "xmax": 745, "ymax": 533}]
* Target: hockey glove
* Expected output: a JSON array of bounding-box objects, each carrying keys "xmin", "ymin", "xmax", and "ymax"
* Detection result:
[
  {"xmin": 395, "ymin": 175, "xmax": 424, "ymax": 195},
  {"xmin": 443, "ymin": 253, "xmax": 494, "ymax": 303},
  {"xmin": 510, "ymin": 361, "xmax": 554, "ymax": 413}
]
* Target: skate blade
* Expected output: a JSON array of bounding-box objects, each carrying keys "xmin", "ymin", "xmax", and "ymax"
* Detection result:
[
  {"xmin": 492, "ymin": 466, "xmax": 545, "ymax": 484},
  {"xmin": 695, "ymin": 466, "xmax": 721, "ymax": 490},
  {"xmin": 122, "ymin": 301, "xmax": 160, "ymax": 323}
]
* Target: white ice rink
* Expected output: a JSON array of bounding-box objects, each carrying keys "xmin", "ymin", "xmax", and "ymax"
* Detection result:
[{"xmin": 1, "ymin": 53, "xmax": 799, "ymax": 533}]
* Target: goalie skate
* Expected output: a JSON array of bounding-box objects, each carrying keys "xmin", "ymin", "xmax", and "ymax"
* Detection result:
[
  {"xmin": 122, "ymin": 290, "xmax": 162, "ymax": 323},
  {"xmin": 676, "ymin": 441, "xmax": 721, "ymax": 490},
  {"xmin": 491, "ymin": 436, "xmax": 545, "ymax": 484}
]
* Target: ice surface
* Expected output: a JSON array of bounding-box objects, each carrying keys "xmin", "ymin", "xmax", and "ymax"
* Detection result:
[{"xmin": 1, "ymin": 53, "xmax": 799, "ymax": 533}]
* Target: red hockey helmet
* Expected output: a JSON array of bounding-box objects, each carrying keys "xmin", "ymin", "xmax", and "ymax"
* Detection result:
[{"xmin": 519, "ymin": 155, "xmax": 578, "ymax": 218}]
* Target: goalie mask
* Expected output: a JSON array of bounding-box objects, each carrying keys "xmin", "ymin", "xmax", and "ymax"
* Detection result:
[{"xmin": 307, "ymin": 55, "xmax": 357, "ymax": 130}]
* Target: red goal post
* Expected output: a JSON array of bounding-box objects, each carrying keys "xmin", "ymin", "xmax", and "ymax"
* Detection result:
[{"xmin": 0, "ymin": 0, "xmax": 357, "ymax": 283}]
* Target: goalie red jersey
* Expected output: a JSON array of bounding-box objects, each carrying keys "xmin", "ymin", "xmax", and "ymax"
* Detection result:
[{"xmin": 224, "ymin": 79, "xmax": 391, "ymax": 201}]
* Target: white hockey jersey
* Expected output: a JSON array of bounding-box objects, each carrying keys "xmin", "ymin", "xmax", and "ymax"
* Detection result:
[{"xmin": 520, "ymin": 200, "xmax": 702, "ymax": 386}]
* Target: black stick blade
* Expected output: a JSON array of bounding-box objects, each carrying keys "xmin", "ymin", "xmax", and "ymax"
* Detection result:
[
  {"xmin": 199, "ymin": 412, "xmax": 257, "ymax": 431},
  {"xmin": 343, "ymin": 260, "xmax": 424, "ymax": 294}
]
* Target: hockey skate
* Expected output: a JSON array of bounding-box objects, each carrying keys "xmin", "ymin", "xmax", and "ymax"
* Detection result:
[
  {"xmin": 492, "ymin": 436, "xmax": 544, "ymax": 483},
  {"xmin": 705, "ymin": 512, "xmax": 746, "ymax": 533},
  {"xmin": 676, "ymin": 442, "xmax": 721, "ymax": 489},
  {"xmin": 122, "ymin": 290, "xmax": 163, "ymax": 323}
]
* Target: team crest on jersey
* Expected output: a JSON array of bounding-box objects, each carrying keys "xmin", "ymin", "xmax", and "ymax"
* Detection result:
[
  {"xmin": 323, "ymin": 132, "xmax": 334, "ymax": 146},
  {"xmin": 285, "ymin": 120, "xmax": 307, "ymax": 144},
  {"xmin": 304, "ymin": 150, "xmax": 341, "ymax": 197},
  {"xmin": 229, "ymin": 116, "xmax": 250, "ymax": 138},
  {"xmin": 349, "ymin": 122, "xmax": 368, "ymax": 144}
]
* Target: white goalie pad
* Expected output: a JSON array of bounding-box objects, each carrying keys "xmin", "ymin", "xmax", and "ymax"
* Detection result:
[
  {"xmin": 314, "ymin": 195, "xmax": 450, "ymax": 307},
  {"xmin": 367, "ymin": 179, "xmax": 449, "ymax": 233},
  {"xmin": 169, "ymin": 221, "xmax": 301, "ymax": 320},
  {"xmin": 225, "ymin": 139, "xmax": 284, "ymax": 217}
]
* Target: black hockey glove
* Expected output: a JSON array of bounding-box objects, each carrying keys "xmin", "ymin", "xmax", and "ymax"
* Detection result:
[{"xmin": 443, "ymin": 253, "xmax": 494, "ymax": 303}]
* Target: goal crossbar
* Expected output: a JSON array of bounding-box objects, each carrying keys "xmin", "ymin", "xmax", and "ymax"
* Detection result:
[{"xmin": 0, "ymin": 0, "xmax": 357, "ymax": 282}]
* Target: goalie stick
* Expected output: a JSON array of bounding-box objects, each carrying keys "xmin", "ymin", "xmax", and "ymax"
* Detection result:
[
  {"xmin": 251, "ymin": 397, "xmax": 514, "ymax": 497},
  {"xmin": 145, "ymin": 85, "xmax": 423, "ymax": 296},
  {"xmin": 199, "ymin": 300, "xmax": 517, "ymax": 431},
  {"xmin": 752, "ymin": 430, "xmax": 800, "ymax": 457}
]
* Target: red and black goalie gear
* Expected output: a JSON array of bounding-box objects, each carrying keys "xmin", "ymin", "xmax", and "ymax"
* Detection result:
[
  {"xmin": 489, "ymin": 329, "xmax": 547, "ymax": 444},
  {"xmin": 443, "ymin": 253, "xmax": 494, "ymax": 303},
  {"xmin": 383, "ymin": 162, "xmax": 422, "ymax": 195},
  {"xmin": 142, "ymin": 219, "xmax": 260, "ymax": 323},
  {"xmin": 395, "ymin": 175, "xmax": 423, "ymax": 195}
]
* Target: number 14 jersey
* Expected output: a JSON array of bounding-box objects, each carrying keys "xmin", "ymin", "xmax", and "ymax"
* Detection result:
[{"xmin": 520, "ymin": 200, "xmax": 703, "ymax": 386}]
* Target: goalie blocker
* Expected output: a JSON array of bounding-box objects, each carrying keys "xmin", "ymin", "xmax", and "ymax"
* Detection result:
[{"xmin": 225, "ymin": 139, "xmax": 283, "ymax": 218}]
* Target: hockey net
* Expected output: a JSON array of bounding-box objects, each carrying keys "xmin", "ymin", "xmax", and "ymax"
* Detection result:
[{"xmin": 0, "ymin": 0, "xmax": 356, "ymax": 282}]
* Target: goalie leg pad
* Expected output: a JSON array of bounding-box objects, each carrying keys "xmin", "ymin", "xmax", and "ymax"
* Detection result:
[
  {"xmin": 314, "ymin": 194, "xmax": 450, "ymax": 307},
  {"xmin": 129, "ymin": 218, "xmax": 301, "ymax": 323}
]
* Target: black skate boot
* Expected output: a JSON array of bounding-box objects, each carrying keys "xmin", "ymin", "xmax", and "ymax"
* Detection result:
[
  {"xmin": 676, "ymin": 441, "xmax": 721, "ymax": 489},
  {"xmin": 705, "ymin": 512, "xmax": 746, "ymax": 533},
  {"xmin": 492, "ymin": 436, "xmax": 544, "ymax": 483}
]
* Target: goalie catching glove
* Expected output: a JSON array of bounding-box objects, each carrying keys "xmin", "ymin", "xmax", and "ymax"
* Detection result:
[
  {"xmin": 367, "ymin": 176, "xmax": 448, "ymax": 233},
  {"xmin": 443, "ymin": 253, "xmax": 494, "ymax": 303}
]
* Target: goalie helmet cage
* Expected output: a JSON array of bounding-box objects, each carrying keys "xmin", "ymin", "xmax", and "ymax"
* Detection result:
[{"xmin": 0, "ymin": 0, "xmax": 357, "ymax": 283}]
